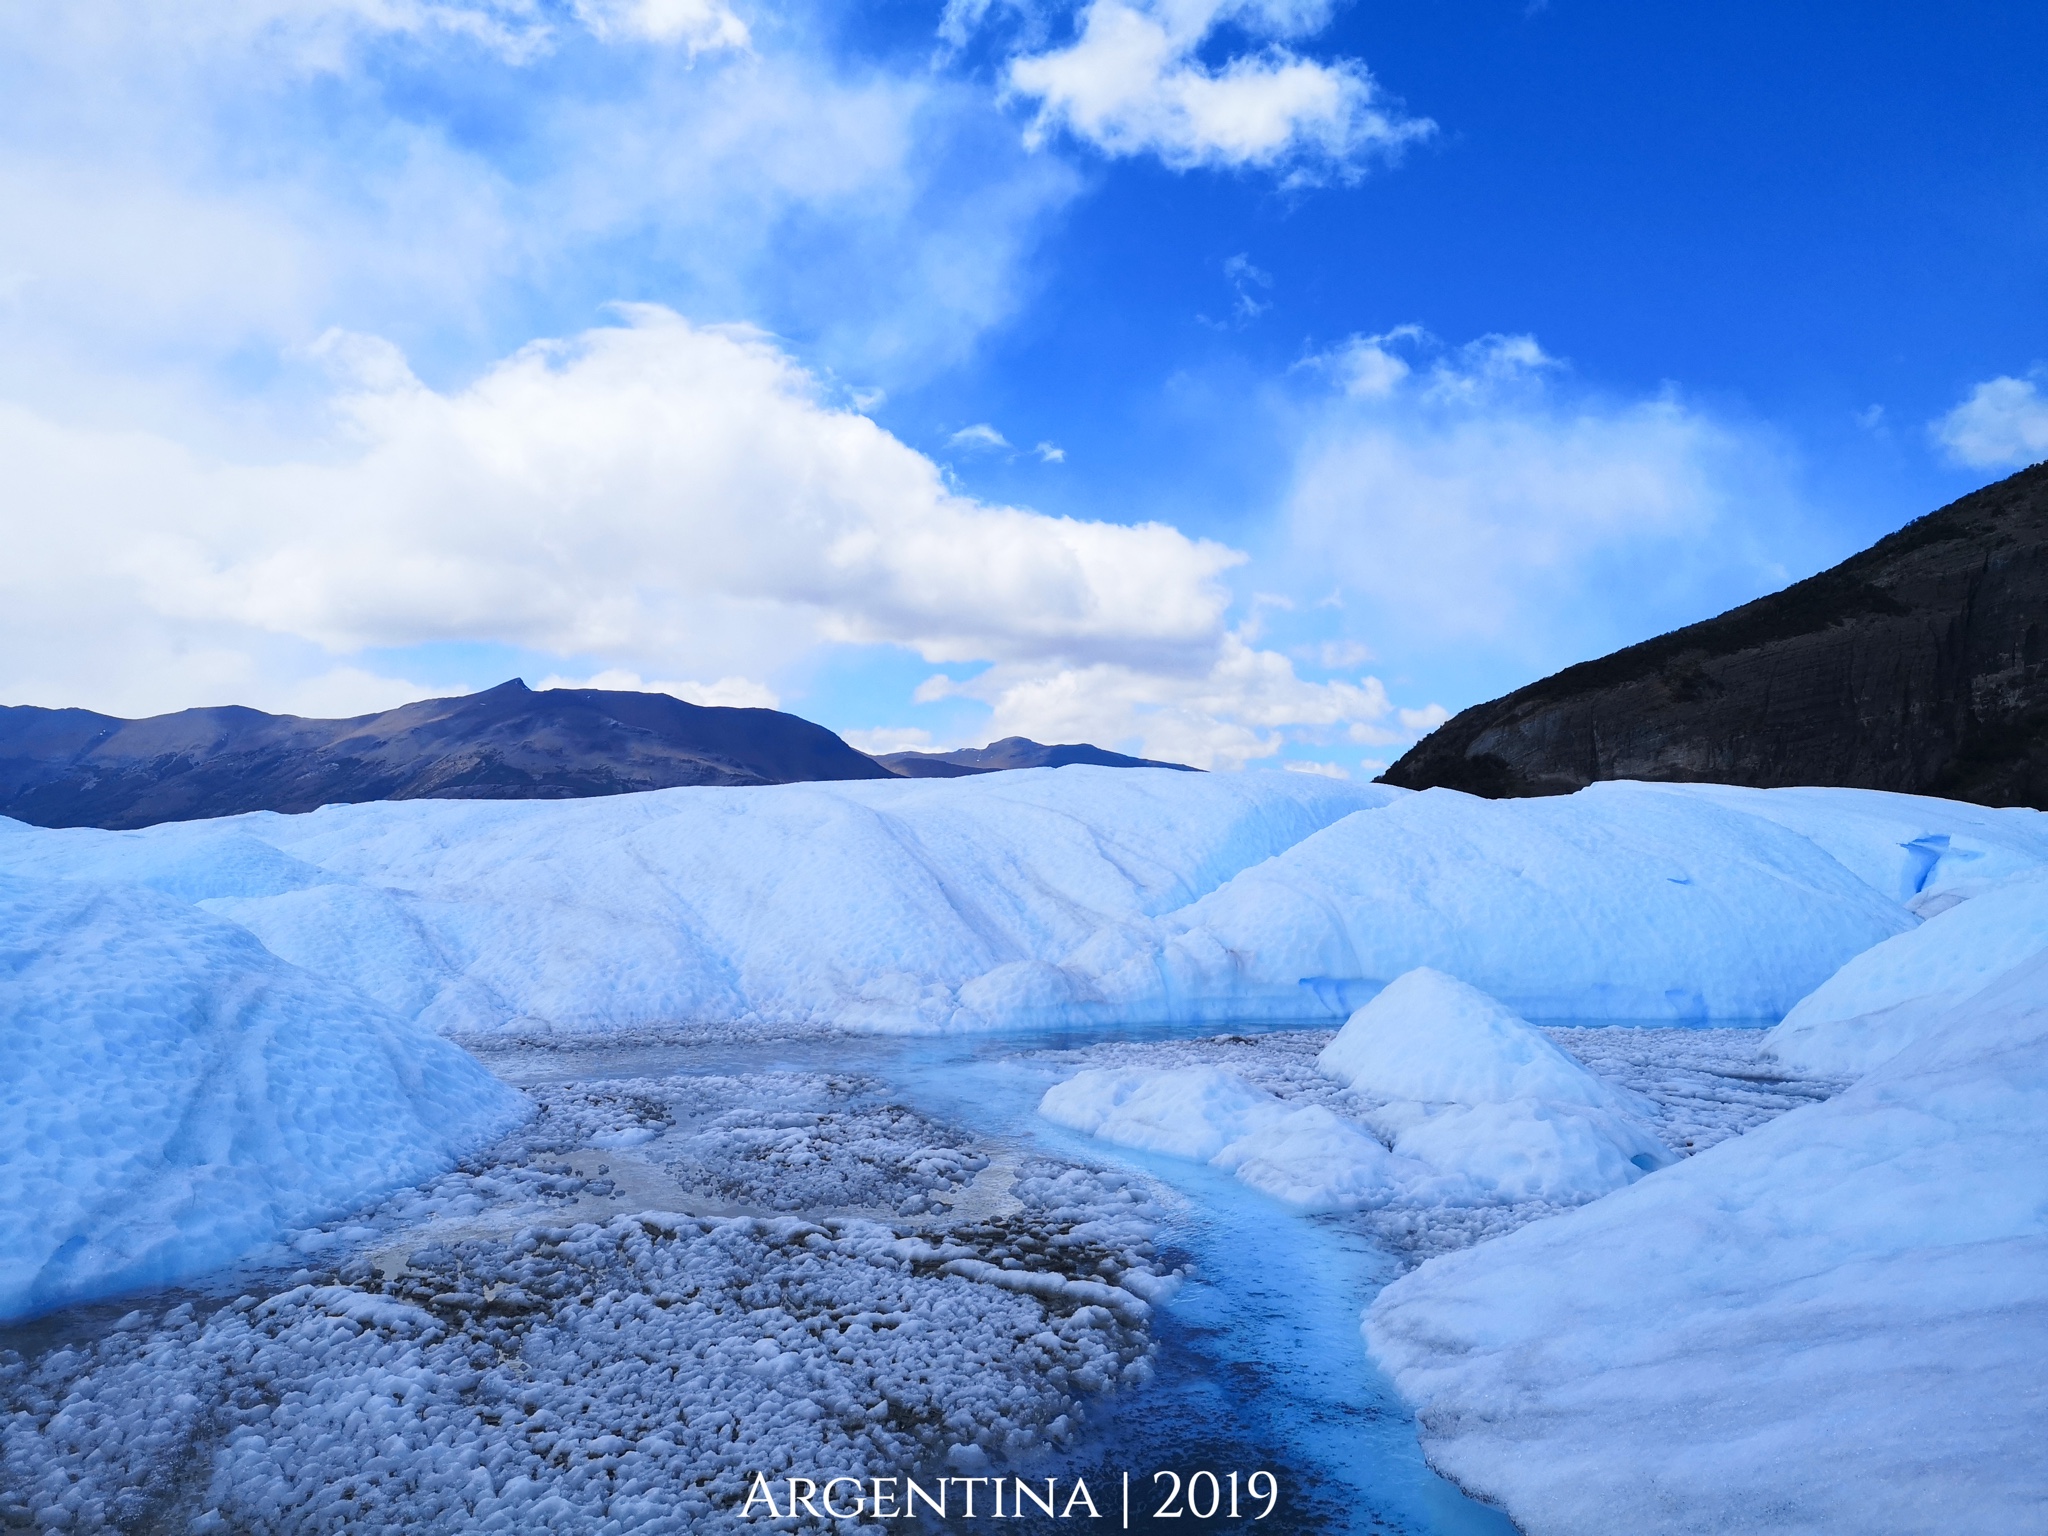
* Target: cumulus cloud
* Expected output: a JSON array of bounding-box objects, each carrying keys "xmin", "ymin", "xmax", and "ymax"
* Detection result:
[
  {"xmin": 0, "ymin": 0, "xmax": 1078, "ymax": 434},
  {"xmin": 1003, "ymin": 0, "xmax": 1433, "ymax": 177},
  {"xmin": 1933, "ymin": 369, "xmax": 2048, "ymax": 469},
  {"xmin": 924, "ymin": 629, "xmax": 1404, "ymax": 769},
  {"xmin": 0, "ymin": 309, "xmax": 1258, "ymax": 712},
  {"xmin": 1284, "ymin": 327, "xmax": 1801, "ymax": 664},
  {"xmin": 840, "ymin": 726, "xmax": 937, "ymax": 755}
]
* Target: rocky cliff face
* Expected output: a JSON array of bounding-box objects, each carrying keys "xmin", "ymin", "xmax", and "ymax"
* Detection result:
[
  {"xmin": 1383, "ymin": 462, "xmax": 2048, "ymax": 808},
  {"xmin": 0, "ymin": 680, "xmax": 893, "ymax": 829}
]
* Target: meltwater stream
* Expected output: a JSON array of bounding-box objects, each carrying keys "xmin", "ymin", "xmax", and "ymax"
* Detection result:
[{"xmin": 491, "ymin": 1021, "xmax": 1520, "ymax": 1535}]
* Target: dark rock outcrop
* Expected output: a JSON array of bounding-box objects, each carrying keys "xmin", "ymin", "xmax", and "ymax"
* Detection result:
[
  {"xmin": 1382, "ymin": 462, "xmax": 2048, "ymax": 809},
  {"xmin": 876, "ymin": 736, "xmax": 1199, "ymax": 777},
  {"xmin": 0, "ymin": 679, "xmax": 894, "ymax": 830}
]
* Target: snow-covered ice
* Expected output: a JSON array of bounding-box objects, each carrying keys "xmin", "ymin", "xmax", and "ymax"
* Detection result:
[
  {"xmin": 1766, "ymin": 866, "xmax": 2048, "ymax": 1076},
  {"xmin": 1317, "ymin": 968, "xmax": 1654, "ymax": 1115},
  {"xmin": 1088, "ymin": 785, "xmax": 1927, "ymax": 1023},
  {"xmin": 10, "ymin": 774, "xmax": 2041, "ymax": 1049},
  {"xmin": 7, "ymin": 769, "xmax": 2048, "ymax": 1528},
  {"xmin": 1042, "ymin": 972, "xmax": 1677, "ymax": 1210},
  {"xmin": 0, "ymin": 872, "xmax": 528, "ymax": 1322},
  {"xmin": 1317, "ymin": 970, "xmax": 1671, "ymax": 1203},
  {"xmin": 1364, "ymin": 947, "xmax": 2048, "ymax": 1535},
  {"xmin": 0, "ymin": 768, "xmax": 1385, "ymax": 1037}
]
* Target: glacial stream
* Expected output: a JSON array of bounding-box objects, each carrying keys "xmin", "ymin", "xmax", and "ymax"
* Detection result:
[{"xmin": 482, "ymin": 1021, "xmax": 1523, "ymax": 1535}]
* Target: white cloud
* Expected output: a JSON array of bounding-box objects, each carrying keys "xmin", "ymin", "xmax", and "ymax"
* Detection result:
[
  {"xmin": 934, "ymin": 629, "xmax": 1402, "ymax": 769},
  {"xmin": 1284, "ymin": 759, "xmax": 1349, "ymax": 779},
  {"xmin": 534, "ymin": 668, "xmax": 781, "ymax": 709},
  {"xmin": 1004, "ymin": 1, "xmax": 1433, "ymax": 178},
  {"xmin": 840, "ymin": 726, "xmax": 938, "ymax": 755},
  {"xmin": 1397, "ymin": 702, "xmax": 1450, "ymax": 733},
  {"xmin": 0, "ymin": 308, "xmax": 1254, "ymax": 717},
  {"xmin": 1933, "ymin": 370, "xmax": 2048, "ymax": 469},
  {"xmin": 0, "ymin": 0, "xmax": 1079, "ymax": 437},
  {"xmin": 949, "ymin": 422, "xmax": 1012, "ymax": 451},
  {"xmin": 1285, "ymin": 327, "xmax": 1800, "ymax": 662},
  {"xmin": 571, "ymin": 0, "xmax": 749, "ymax": 51},
  {"xmin": 1035, "ymin": 440, "xmax": 1066, "ymax": 462}
]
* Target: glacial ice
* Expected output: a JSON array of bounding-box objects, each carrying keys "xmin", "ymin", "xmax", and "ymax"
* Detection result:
[
  {"xmin": 11, "ymin": 773, "xmax": 2039, "ymax": 1048},
  {"xmin": 1765, "ymin": 866, "xmax": 2048, "ymax": 1076},
  {"xmin": 1076, "ymin": 784, "xmax": 1926, "ymax": 1022},
  {"xmin": 6, "ymin": 763, "xmax": 2048, "ymax": 1458},
  {"xmin": 1042, "ymin": 972, "xmax": 1673, "ymax": 1209},
  {"xmin": 1364, "ymin": 947, "xmax": 2048, "ymax": 1535},
  {"xmin": 1316, "ymin": 967, "xmax": 1653, "ymax": 1114},
  {"xmin": 0, "ymin": 872, "xmax": 528, "ymax": 1321}
]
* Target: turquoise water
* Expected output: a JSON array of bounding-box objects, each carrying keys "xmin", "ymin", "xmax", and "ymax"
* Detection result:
[{"xmin": 522, "ymin": 1021, "xmax": 1521, "ymax": 1534}]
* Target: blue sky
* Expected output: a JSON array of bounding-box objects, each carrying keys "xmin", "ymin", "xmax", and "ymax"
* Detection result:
[{"xmin": 2, "ymin": 1, "xmax": 2044, "ymax": 774}]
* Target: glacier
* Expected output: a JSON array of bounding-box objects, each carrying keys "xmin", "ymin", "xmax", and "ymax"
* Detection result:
[
  {"xmin": 0, "ymin": 871, "xmax": 527, "ymax": 1322},
  {"xmin": 1364, "ymin": 944, "xmax": 2048, "ymax": 1535},
  {"xmin": 4, "ymin": 765, "xmax": 2047, "ymax": 1533},
  {"xmin": 7, "ymin": 770, "xmax": 2032, "ymax": 1048}
]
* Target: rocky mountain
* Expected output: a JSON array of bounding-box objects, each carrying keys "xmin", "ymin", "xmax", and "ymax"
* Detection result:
[
  {"xmin": 0, "ymin": 680, "xmax": 893, "ymax": 830},
  {"xmin": 876, "ymin": 736, "xmax": 1199, "ymax": 778},
  {"xmin": 1382, "ymin": 461, "xmax": 2048, "ymax": 809}
]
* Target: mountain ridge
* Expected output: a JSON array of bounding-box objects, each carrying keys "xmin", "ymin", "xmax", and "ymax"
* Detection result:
[
  {"xmin": 0, "ymin": 680, "xmax": 894, "ymax": 830},
  {"xmin": 1381, "ymin": 461, "xmax": 2048, "ymax": 808},
  {"xmin": 876, "ymin": 736, "xmax": 1199, "ymax": 778}
]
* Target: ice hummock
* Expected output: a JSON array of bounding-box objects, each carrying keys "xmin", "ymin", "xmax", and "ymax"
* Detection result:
[
  {"xmin": 1317, "ymin": 967, "xmax": 1653, "ymax": 1114},
  {"xmin": 0, "ymin": 873, "xmax": 529, "ymax": 1321},
  {"xmin": 1765, "ymin": 866, "xmax": 2048, "ymax": 1077},
  {"xmin": 1364, "ymin": 947, "xmax": 2048, "ymax": 1535},
  {"xmin": 1042, "ymin": 972, "xmax": 1673, "ymax": 1209},
  {"xmin": 5, "ymin": 771, "xmax": 2048, "ymax": 1326},
  {"xmin": 10, "ymin": 775, "xmax": 2044, "ymax": 1043},
  {"xmin": 1075, "ymin": 784, "xmax": 1927, "ymax": 1024}
]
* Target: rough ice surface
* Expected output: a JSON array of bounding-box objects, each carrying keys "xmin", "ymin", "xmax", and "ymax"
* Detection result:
[
  {"xmin": 0, "ymin": 872, "xmax": 528, "ymax": 1323},
  {"xmin": 1076, "ymin": 784, "xmax": 1930, "ymax": 1023},
  {"xmin": 1040, "ymin": 973, "xmax": 1685, "ymax": 1213},
  {"xmin": 8, "ymin": 772, "xmax": 2048, "ymax": 1528},
  {"xmin": 0, "ymin": 1069, "xmax": 1168, "ymax": 1534},
  {"xmin": 1365, "ymin": 950, "xmax": 2048, "ymax": 1536},
  {"xmin": 1599, "ymin": 780, "xmax": 2048, "ymax": 905},
  {"xmin": 1028, "ymin": 1026, "xmax": 1817, "ymax": 1263},
  {"xmin": 1766, "ymin": 866, "xmax": 2048, "ymax": 1077},
  {"xmin": 10, "ymin": 775, "xmax": 2042, "ymax": 1044},
  {"xmin": 0, "ymin": 769, "xmax": 1385, "ymax": 1036}
]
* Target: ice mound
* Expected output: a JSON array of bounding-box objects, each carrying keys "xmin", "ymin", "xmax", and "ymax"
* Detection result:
[
  {"xmin": 1039, "ymin": 1065, "xmax": 1287, "ymax": 1160},
  {"xmin": 1766, "ymin": 868, "xmax": 2048, "ymax": 1077},
  {"xmin": 1039, "ymin": 1067, "xmax": 1407, "ymax": 1210},
  {"xmin": 1365, "ymin": 945, "xmax": 2048, "ymax": 1535},
  {"xmin": 1315, "ymin": 970, "xmax": 1669, "ymax": 1203},
  {"xmin": 1389, "ymin": 1100, "xmax": 1667, "ymax": 1204},
  {"xmin": 0, "ymin": 873, "xmax": 529, "ymax": 1321},
  {"xmin": 1207, "ymin": 1105, "xmax": 1406, "ymax": 1208},
  {"xmin": 1318, "ymin": 968, "xmax": 1649, "ymax": 1113},
  {"xmin": 0, "ymin": 768, "xmax": 1385, "ymax": 1035},
  {"xmin": 6, "ymin": 777, "xmax": 2044, "ymax": 1037},
  {"xmin": 1088, "ymin": 785, "xmax": 1926, "ymax": 1023}
]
